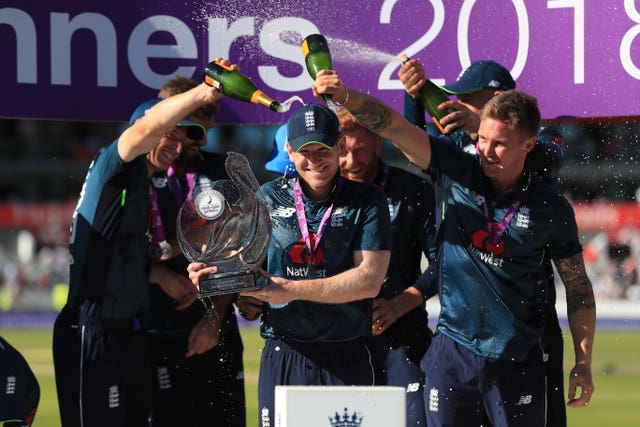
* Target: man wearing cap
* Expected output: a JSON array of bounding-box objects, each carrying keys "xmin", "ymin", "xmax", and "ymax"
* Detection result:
[
  {"xmin": 52, "ymin": 81, "xmax": 222, "ymax": 427},
  {"xmin": 403, "ymin": 59, "xmax": 515, "ymax": 143},
  {"xmin": 189, "ymin": 103, "xmax": 392, "ymax": 427},
  {"xmin": 400, "ymin": 60, "xmax": 572, "ymax": 426},
  {"xmin": 313, "ymin": 71, "xmax": 595, "ymax": 426}
]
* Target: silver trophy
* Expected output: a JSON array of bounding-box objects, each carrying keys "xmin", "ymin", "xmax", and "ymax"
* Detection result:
[{"xmin": 176, "ymin": 152, "xmax": 271, "ymax": 298}]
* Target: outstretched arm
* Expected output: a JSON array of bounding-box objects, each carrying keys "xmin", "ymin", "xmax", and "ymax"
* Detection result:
[
  {"xmin": 312, "ymin": 69, "xmax": 432, "ymax": 169},
  {"xmin": 553, "ymin": 252, "xmax": 596, "ymax": 408}
]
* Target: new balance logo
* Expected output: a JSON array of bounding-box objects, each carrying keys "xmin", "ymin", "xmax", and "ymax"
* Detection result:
[
  {"xmin": 516, "ymin": 395, "xmax": 533, "ymax": 406},
  {"xmin": 271, "ymin": 206, "xmax": 296, "ymax": 218},
  {"xmin": 406, "ymin": 382, "xmax": 420, "ymax": 393}
]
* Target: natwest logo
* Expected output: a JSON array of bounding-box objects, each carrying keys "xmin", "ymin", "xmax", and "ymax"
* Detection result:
[
  {"xmin": 289, "ymin": 235, "xmax": 323, "ymax": 265},
  {"xmin": 472, "ymin": 223, "xmax": 504, "ymax": 256},
  {"xmin": 289, "ymin": 234, "xmax": 324, "ymax": 265}
]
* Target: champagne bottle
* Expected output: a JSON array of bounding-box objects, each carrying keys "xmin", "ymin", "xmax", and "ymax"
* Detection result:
[
  {"xmin": 204, "ymin": 60, "xmax": 281, "ymax": 112},
  {"xmin": 416, "ymin": 78, "xmax": 453, "ymax": 135},
  {"xmin": 301, "ymin": 34, "xmax": 332, "ymax": 80},
  {"xmin": 402, "ymin": 56, "xmax": 452, "ymax": 135},
  {"xmin": 302, "ymin": 34, "xmax": 338, "ymax": 107}
]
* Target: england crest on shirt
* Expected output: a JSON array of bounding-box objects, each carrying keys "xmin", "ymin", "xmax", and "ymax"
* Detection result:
[
  {"xmin": 150, "ymin": 175, "xmax": 168, "ymax": 189},
  {"xmin": 516, "ymin": 206, "xmax": 530, "ymax": 228},
  {"xmin": 387, "ymin": 198, "xmax": 398, "ymax": 221},
  {"xmin": 331, "ymin": 207, "xmax": 345, "ymax": 227}
]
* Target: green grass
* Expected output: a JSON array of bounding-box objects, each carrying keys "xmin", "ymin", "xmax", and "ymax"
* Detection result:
[{"xmin": 1, "ymin": 327, "xmax": 639, "ymax": 426}]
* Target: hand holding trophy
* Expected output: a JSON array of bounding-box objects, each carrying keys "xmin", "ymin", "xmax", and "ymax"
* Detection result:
[{"xmin": 177, "ymin": 152, "xmax": 271, "ymax": 298}]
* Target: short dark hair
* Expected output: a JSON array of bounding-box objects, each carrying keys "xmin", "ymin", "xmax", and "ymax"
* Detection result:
[
  {"xmin": 158, "ymin": 75, "xmax": 219, "ymax": 119},
  {"xmin": 480, "ymin": 90, "xmax": 540, "ymax": 137}
]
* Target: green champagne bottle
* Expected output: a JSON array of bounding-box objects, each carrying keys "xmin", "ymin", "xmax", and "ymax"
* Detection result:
[
  {"xmin": 302, "ymin": 34, "xmax": 334, "ymax": 104},
  {"xmin": 301, "ymin": 34, "xmax": 332, "ymax": 80},
  {"xmin": 416, "ymin": 77, "xmax": 452, "ymax": 135},
  {"xmin": 204, "ymin": 60, "xmax": 281, "ymax": 112}
]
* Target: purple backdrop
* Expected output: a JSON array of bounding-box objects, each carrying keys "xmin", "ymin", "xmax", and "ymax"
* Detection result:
[{"xmin": 2, "ymin": 1, "xmax": 639, "ymax": 123}]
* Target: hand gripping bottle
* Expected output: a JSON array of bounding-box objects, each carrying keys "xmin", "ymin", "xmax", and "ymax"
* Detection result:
[
  {"xmin": 403, "ymin": 57, "xmax": 452, "ymax": 135},
  {"xmin": 302, "ymin": 34, "xmax": 335, "ymax": 105},
  {"xmin": 204, "ymin": 60, "xmax": 281, "ymax": 112}
]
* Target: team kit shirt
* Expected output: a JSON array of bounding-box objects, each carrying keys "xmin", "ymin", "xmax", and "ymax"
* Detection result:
[
  {"xmin": 428, "ymin": 137, "xmax": 582, "ymax": 361},
  {"xmin": 260, "ymin": 176, "xmax": 392, "ymax": 343},
  {"xmin": 67, "ymin": 139, "xmax": 150, "ymax": 319},
  {"xmin": 376, "ymin": 161, "xmax": 437, "ymax": 301}
]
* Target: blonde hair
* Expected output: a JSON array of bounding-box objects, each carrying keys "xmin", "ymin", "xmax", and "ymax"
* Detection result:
[{"xmin": 480, "ymin": 90, "xmax": 540, "ymax": 137}]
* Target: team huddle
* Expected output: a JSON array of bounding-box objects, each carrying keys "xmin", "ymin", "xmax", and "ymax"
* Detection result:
[{"xmin": 1, "ymin": 55, "xmax": 594, "ymax": 427}]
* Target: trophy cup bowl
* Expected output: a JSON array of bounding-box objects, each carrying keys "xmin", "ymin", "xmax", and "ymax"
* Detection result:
[{"xmin": 176, "ymin": 152, "xmax": 271, "ymax": 298}]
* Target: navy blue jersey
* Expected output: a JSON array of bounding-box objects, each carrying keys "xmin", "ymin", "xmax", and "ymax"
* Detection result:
[
  {"xmin": 429, "ymin": 137, "xmax": 581, "ymax": 360},
  {"xmin": 67, "ymin": 139, "xmax": 150, "ymax": 319},
  {"xmin": 377, "ymin": 162, "xmax": 436, "ymax": 299},
  {"xmin": 260, "ymin": 176, "xmax": 392, "ymax": 343},
  {"xmin": 143, "ymin": 151, "xmax": 229, "ymax": 332}
]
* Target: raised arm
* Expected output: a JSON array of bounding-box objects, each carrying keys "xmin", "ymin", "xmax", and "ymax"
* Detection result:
[
  {"xmin": 119, "ymin": 82, "xmax": 222, "ymax": 162},
  {"xmin": 553, "ymin": 252, "xmax": 596, "ymax": 408},
  {"xmin": 312, "ymin": 69, "xmax": 432, "ymax": 169}
]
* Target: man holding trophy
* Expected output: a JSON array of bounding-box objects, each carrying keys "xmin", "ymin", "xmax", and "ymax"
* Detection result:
[{"xmin": 188, "ymin": 103, "xmax": 392, "ymax": 427}]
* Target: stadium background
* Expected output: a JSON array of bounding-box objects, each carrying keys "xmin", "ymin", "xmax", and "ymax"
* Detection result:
[{"xmin": 1, "ymin": 117, "xmax": 640, "ymax": 426}]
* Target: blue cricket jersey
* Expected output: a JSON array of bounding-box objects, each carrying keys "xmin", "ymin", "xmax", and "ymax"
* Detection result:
[
  {"xmin": 67, "ymin": 139, "xmax": 150, "ymax": 319},
  {"xmin": 260, "ymin": 176, "xmax": 392, "ymax": 343},
  {"xmin": 377, "ymin": 162, "xmax": 436, "ymax": 299},
  {"xmin": 429, "ymin": 137, "xmax": 581, "ymax": 361}
]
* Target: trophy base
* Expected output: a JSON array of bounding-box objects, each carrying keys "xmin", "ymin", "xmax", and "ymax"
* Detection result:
[{"xmin": 198, "ymin": 270, "xmax": 260, "ymax": 298}]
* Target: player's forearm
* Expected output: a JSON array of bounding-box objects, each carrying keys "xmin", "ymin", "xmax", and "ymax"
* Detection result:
[
  {"xmin": 554, "ymin": 253, "xmax": 597, "ymax": 365},
  {"xmin": 388, "ymin": 286, "xmax": 424, "ymax": 318},
  {"xmin": 288, "ymin": 250, "xmax": 390, "ymax": 304},
  {"xmin": 567, "ymin": 301, "xmax": 596, "ymax": 365},
  {"xmin": 343, "ymin": 89, "xmax": 431, "ymax": 169}
]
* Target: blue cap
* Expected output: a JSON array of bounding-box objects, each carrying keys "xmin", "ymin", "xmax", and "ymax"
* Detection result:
[
  {"xmin": 128, "ymin": 97, "xmax": 206, "ymax": 140},
  {"xmin": 265, "ymin": 123, "xmax": 298, "ymax": 177},
  {"xmin": 526, "ymin": 126, "xmax": 566, "ymax": 183},
  {"xmin": 287, "ymin": 104, "xmax": 340, "ymax": 152},
  {"xmin": 442, "ymin": 60, "xmax": 515, "ymax": 94}
]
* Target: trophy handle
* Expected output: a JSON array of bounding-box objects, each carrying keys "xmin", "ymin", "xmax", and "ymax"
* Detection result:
[
  {"xmin": 225, "ymin": 152, "xmax": 268, "ymax": 204},
  {"xmin": 224, "ymin": 152, "xmax": 271, "ymax": 266}
]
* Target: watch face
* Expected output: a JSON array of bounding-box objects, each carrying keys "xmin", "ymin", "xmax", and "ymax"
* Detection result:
[{"xmin": 194, "ymin": 189, "xmax": 226, "ymax": 220}]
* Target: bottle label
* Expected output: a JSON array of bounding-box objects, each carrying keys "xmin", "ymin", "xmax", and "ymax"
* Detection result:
[
  {"xmin": 204, "ymin": 75, "xmax": 220, "ymax": 90},
  {"xmin": 195, "ymin": 189, "xmax": 226, "ymax": 220}
]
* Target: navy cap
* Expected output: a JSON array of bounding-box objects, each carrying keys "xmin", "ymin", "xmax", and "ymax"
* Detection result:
[
  {"xmin": 287, "ymin": 104, "xmax": 340, "ymax": 152},
  {"xmin": 442, "ymin": 60, "xmax": 515, "ymax": 94},
  {"xmin": 526, "ymin": 126, "xmax": 566, "ymax": 183},
  {"xmin": 128, "ymin": 97, "xmax": 206, "ymax": 141},
  {"xmin": 265, "ymin": 123, "xmax": 298, "ymax": 177}
]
